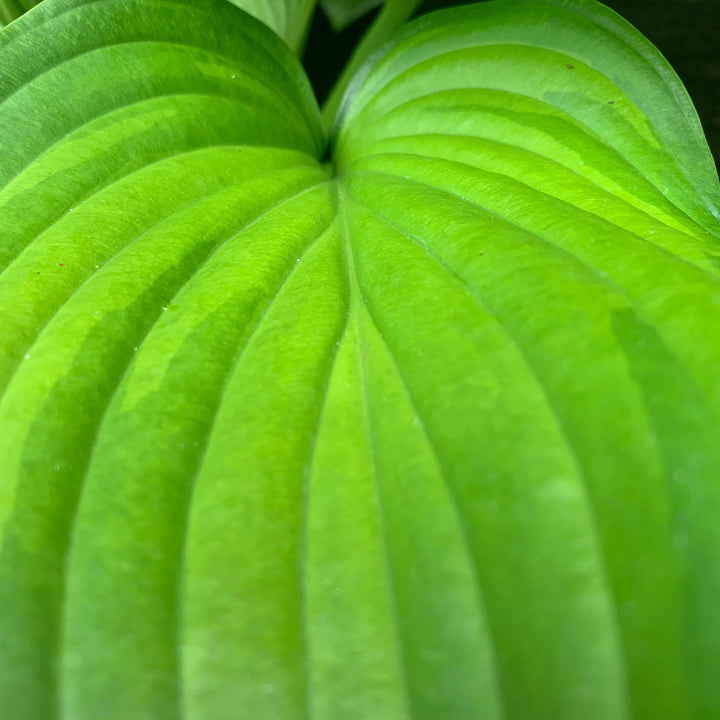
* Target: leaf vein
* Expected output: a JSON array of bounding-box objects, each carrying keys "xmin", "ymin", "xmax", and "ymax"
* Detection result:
[{"xmin": 55, "ymin": 179, "xmax": 332, "ymax": 717}]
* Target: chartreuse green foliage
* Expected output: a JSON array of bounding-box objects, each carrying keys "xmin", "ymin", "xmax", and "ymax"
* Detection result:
[{"xmin": 0, "ymin": 0, "xmax": 719, "ymax": 718}]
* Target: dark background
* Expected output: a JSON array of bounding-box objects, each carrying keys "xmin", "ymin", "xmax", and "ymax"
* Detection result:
[{"xmin": 304, "ymin": 0, "xmax": 720, "ymax": 170}]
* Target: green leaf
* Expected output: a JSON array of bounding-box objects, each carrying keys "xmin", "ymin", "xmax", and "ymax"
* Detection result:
[
  {"xmin": 1, "ymin": 0, "xmax": 719, "ymax": 719},
  {"xmin": 334, "ymin": 5, "xmax": 720, "ymax": 719},
  {"xmin": 227, "ymin": 0, "xmax": 317, "ymax": 54},
  {"xmin": 321, "ymin": 0, "xmax": 423, "ymax": 129},
  {"xmin": 320, "ymin": 0, "xmax": 383, "ymax": 31},
  {"xmin": 0, "ymin": 0, "xmax": 39, "ymax": 26}
]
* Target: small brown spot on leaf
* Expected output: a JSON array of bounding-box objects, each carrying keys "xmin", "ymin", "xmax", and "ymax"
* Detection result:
[{"xmin": 566, "ymin": 64, "xmax": 574, "ymax": 69}]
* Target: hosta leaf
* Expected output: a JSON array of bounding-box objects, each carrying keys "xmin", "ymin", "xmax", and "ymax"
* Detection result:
[
  {"xmin": 0, "ymin": 1, "xmax": 323, "ymax": 718},
  {"xmin": 334, "ymin": 3, "xmax": 720, "ymax": 717},
  {"xmin": 320, "ymin": 0, "xmax": 383, "ymax": 31},
  {"xmin": 0, "ymin": 1, "xmax": 719, "ymax": 720},
  {"xmin": 227, "ymin": 0, "xmax": 317, "ymax": 53},
  {"xmin": 0, "ymin": 0, "xmax": 39, "ymax": 26},
  {"xmin": 320, "ymin": 0, "xmax": 423, "ymax": 128}
]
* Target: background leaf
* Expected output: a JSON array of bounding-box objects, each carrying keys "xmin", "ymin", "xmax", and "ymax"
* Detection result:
[
  {"xmin": 1, "ymin": 0, "xmax": 719, "ymax": 719},
  {"xmin": 0, "ymin": 0, "xmax": 38, "ymax": 26},
  {"xmin": 227, "ymin": 0, "xmax": 318, "ymax": 54},
  {"xmin": 320, "ymin": 0, "xmax": 383, "ymax": 31},
  {"xmin": 321, "ymin": 0, "xmax": 423, "ymax": 129}
]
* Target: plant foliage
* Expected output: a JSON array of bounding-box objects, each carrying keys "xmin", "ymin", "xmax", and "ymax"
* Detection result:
[{"xmin": 0, "ymin": 0, "xmax": 719, "ymax": 718}]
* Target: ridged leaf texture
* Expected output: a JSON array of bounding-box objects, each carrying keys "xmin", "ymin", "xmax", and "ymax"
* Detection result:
[{"xmin": 0, "ymin": 0, "xmax": 719, "ymax": 719}]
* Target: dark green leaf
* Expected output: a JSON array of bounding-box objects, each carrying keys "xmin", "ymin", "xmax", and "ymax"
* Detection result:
[
  {"xmin": 320, "ymin": 0, "xmax": 383, "ymax": 31},
  {"xmin": 0, "ymin": 0, "xmax": 39, "ymax": 26}
]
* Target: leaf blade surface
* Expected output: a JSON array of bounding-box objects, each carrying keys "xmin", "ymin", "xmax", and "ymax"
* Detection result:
[{"xmin": 0, "ymin": 1, "xmax": 719, "ymax": 719}]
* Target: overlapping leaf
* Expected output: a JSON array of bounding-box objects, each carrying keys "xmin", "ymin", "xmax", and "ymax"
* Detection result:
[
  {"xmin": 0, "ymin": 0, "xmax": 39, "ymax": 26},
  {"xmin": 0, "ymin": 0, "xmax": 719, "ymax": 719},
  {"xmin": 228, "ymin": 0, "xmax": 317, "ymax": 53},
  {"xmin": 320, "ymin": 0, "xmax": 383, "ymax": 31}
]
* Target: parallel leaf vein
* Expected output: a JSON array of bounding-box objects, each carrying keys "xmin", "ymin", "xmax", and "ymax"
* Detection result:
[
  {"xmin": 55, "ymin": 179, "xmax": 332, "ymax": 716},
  {"xmin": 341, "ymin": 196, "xmax": 413, "ymax": 718},
  {"xmin": 298, "ymin": 237, "xmax": 352, "ymax": 720},
  {"xmin": 173, "ymin": 205, "xmax": 337, "ymax": 720},
  {"xmin": 350, "ymin": 191, "xmax": 636, "ymax": 711},
  {"xmin": 349, "ymin": 245, "xmax": 507, "ymax": 720},
  {"xmin": 0, "ymin": 163, "xmax": 318, "ymax": 396},
  {"xmin": 357, "ymin": 132, "xmax": 714, "ymax": 244},
  {"xmin": 360, "ymin": 152, "xmax": 720, "ymax": 269}
]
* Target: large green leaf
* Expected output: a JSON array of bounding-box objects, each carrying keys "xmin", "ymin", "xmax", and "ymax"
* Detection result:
[
  {"xmin": 0, "ymin": 0, "xmax": 718, "ymax": 719},
  {"xmin": 0, "ymin": 0, "xmax": 317, "ymax": 47}
]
